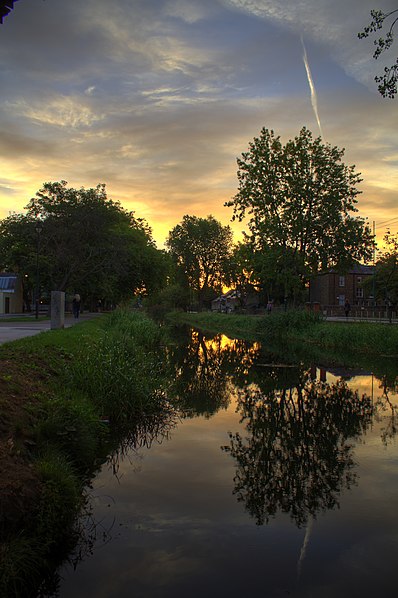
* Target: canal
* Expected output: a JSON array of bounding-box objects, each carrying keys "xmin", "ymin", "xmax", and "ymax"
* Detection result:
[{"xmin": 56, "ymin": 329, "xmax": 398, "ymax": 597}]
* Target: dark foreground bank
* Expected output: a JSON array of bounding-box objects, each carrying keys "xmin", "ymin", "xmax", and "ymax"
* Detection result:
[{"xmin": 0, "ymin": 309, "xmax": 168, "ymax": 597}]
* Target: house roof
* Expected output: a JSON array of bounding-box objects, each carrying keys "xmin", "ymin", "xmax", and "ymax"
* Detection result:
[
  {"xmin": 0, "ymin": 273, "xmax": 18, "ymax": 291},
  {"xmin": 320, "ymin": 264, "xmax": 374, "ymax": 276},
  {"xmin": 346, "ymin": 264, "xmax": 374, "ymax": 275},
  {"xmin": 212, "ymin": 289, "xmax": 241, "ymax": 303}
]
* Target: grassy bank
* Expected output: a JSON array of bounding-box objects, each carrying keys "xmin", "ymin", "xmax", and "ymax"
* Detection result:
[
  {"xmin": 167, "ymin": 310, "xmax": 398, "ymax": 360},
  {"xmin": 0, "ymin": 309, "xmax": 167, "ymax": 596}
]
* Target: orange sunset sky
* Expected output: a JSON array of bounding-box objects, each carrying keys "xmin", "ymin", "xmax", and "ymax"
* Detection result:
[{"xmin": 1, "ymin": 0, "xmax": 397, "ymax": 248}]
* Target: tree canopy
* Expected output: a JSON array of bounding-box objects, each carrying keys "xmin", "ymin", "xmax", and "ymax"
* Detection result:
[
  {"xmin": 358, "ymin": 8, "xmax": 398, "ymax": 98},
  {"xmin": 225, "ymin": 127, "xmax": 374, "ymax": 298},
  {"xmin": 373, "ymin": 230, "xmax": 398, "ymax": 308},
  {"xmin": 0, "ymin": 181, "xmax": 166, "ymax": 307},
  {"xmin": 166, "ymin": 215, "xmax": 233, "ymax": 308},
  {"xmin": 0, "ymin": 1, "xmax": 19, "ymax": 24}
]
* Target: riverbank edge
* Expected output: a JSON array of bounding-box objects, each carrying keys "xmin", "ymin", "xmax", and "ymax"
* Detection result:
[
  {"xmin": 166, "ymin": 310, "xmax": 398, "ymax": 361},
  {"xmin": 0, "ymin": 309, "xmax": 166, "ymax": 596}
]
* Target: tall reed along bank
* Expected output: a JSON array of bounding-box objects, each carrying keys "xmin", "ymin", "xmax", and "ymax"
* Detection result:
[{"xmin": 0, "ymin": 309, "xmax": 171, "ymax": 597}]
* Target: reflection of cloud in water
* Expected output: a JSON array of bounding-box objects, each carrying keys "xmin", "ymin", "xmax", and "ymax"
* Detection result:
[{"xmin": 60, "ymin": 329, "xmax": 398, "ymax": 597}]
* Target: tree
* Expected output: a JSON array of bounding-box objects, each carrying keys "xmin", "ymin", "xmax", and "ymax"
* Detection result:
[
  {"xmin": 166, "ymin": 215, "xmax": 233, "ymax": 309},
  {"xmin": 253, "ymin": 245, "xmax": 307, "ymax": 305},
  {"xmin": 0, "ymin": 181, "xmax": 166, "ymax": 307},
  {"xmin": 225, "ymin": 127, "xmax": 374, "ymax": 300},
  {"xmin": 0, "ymin": 1, "xmax": 19, "ymax": 24},
  {"xmin": 358, "ymin": 8, "xmax": 398, "ymax": 98},
  {"xmin": 373, "ymin": 231, "xmax": 398, "ymax": 311},
  {"xmin": 0, "ymin": 213, "xmax": 40, "ymax": 309},
  {"xmin": 223, "ymin": 242, "xmax": 258, "ymax": 309}
]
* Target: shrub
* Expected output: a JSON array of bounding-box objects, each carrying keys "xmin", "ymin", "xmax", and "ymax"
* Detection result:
[{"xmin": 256, "ymin": 309, "xmax": 324, "ymax": 338}]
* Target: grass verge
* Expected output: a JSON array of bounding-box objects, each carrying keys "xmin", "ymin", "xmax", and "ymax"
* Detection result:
[{"xmin": 0, "ymin": 309, "xmax": 166, "ymax": 596}]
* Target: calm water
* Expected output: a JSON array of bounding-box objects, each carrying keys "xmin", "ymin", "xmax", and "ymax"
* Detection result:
[{"xmin": 57, "ymin": 330, "xmax": 398, "ymax": 598}]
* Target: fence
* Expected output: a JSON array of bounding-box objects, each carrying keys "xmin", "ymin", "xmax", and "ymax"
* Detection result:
[{"xmin": 321, "ymin": 304, "xmax": 397, "ymax": 321}]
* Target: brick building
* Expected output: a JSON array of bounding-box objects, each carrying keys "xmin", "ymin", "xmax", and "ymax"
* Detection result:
[{"xmin": 309, "ymin": 264, "xmax": 375, "ymax": 309}]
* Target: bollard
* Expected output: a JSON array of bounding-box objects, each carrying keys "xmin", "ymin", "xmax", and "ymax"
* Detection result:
[{"xmin": 51, "ymin": 291, "xmax": 65, "ymax": 329}]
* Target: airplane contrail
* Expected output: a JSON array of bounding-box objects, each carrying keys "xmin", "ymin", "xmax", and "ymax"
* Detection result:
[{"xmin": 300, "ymin": 35, "xmax": 323, "ymax": 138}]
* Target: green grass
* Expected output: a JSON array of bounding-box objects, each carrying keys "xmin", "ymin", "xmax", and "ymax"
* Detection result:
[
  {"xmin": 0, "ymin": 315, "xmax": 49, "ymax": 322},
  {"xmin": 0, "ymin": 308, "xmax": 168, "ymax": 594},
  {"xmin": 66, "ymin": 310, "xmax": 165, "ymax": 421}
]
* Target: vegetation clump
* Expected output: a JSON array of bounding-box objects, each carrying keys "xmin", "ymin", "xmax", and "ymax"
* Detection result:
[{"xmin": 0, "ymin": 309, "xmax": 167, "ymax": 596}]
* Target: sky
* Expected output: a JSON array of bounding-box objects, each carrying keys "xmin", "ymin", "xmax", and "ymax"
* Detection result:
[{"xmin": 0, "ymin": 0, "xmax": 397, "ymax": 248}]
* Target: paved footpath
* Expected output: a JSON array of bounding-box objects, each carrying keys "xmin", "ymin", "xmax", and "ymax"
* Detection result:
[{"xmin": 0, "ymin": 313, "xmax": 101, "ymax": 346}]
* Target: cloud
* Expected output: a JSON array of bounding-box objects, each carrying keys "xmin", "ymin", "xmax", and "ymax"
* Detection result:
[
  {"xmin": 4, "ymin": 97, "xmax": 105, "ymax": 129},
  {"xmin": 220, "ymin": 0, "xmax": 397, "ymax": 90},
  {"xmin": 0, "ymin": 0, "xmax": 397, "ymax": 245},
  {"xmin": 84, "ymin": 86, "xmax": 96, "ymax": 96},
  {"xmin": 163, "ymin": 0, "xmax": 213, "ymax": 23}
]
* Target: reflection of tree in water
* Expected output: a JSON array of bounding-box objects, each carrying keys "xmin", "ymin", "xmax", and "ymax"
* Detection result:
[
  {"xmin": 41, "ymin": 407, "xmax": 179, "ymax": 595},
  {"xmin": 106, "ymin": 404, "xmax": 179, "ymax": 477},
  {"xmin": 167, "ymin": 329, "xmax": 262, "ymax": 418},
  {"xmin": 223, "ymin": 378, "xmax": 373, "ymax": 527},
  {"xmin": 374, "ymin": 375, "xmax": 398, "ymax": 445}
]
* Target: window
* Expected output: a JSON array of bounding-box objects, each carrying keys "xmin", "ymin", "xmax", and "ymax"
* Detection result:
[
  {"xmin": 357, "ymin": 277, "xmax": 362, "ymax": 284},
  {"xmin": 339, "ymin": 276, "xmax": 345, "ymax": 287},
  {"xmin": 356, "ymin": 288, "xmax": 364, "ymax": 298},
  {"xmin": 338, "ymin": 295, "xmax": 345, "ymax": 306}
]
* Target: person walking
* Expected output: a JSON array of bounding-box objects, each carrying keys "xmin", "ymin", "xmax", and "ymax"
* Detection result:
[
  {"xmin": 72, "ymin": 293, "xmax": 81, "ymax": 319},
  {"xmin": 344, "ymin": 299, "xmax": 351, "ymax": 319}
]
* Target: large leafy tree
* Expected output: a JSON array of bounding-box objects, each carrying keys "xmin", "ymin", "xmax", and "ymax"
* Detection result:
[
  {"xmin": 224, "ymin": 242, "xmax": 259, "ymax": 308},
  {"xmin": 166, "ymin": 215, "xmax": 233, "ymax": 308},
  {"xmin": 252, "ymin": 246, "xmax": 307, "ymax": 305},
  {"xmin": 358, "ymin": 8, "xmax": 398, "ymax": 98},
  {"xmin": 373, "ymin": 231, "xmax": 398, "ymax": 309},
  {"xmin": 0, "ymin": 181, "xmax": 166, "ymax": 306},
  {"xmin": 225, "ymin": 127, "xmax": 374, "ymax": 298}
]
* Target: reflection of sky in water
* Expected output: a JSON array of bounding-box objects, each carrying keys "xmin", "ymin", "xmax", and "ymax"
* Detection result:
[{"xmin": 59, "ymin": 335, "xmax": 398, "ymax": 598}]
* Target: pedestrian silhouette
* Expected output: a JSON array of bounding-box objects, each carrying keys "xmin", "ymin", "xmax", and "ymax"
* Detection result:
[
  {"xmin": 72, "ymin": 293, "xmax": 81, "ymax": 319},
  {"xmin": 344, "ymin": 299, "xmax": 350, "ymax": 318}
]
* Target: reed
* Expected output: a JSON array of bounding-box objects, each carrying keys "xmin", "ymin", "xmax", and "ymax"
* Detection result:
[{"xmin": 67, "ymin": 309, "xmax": 166, "ymax": 421}]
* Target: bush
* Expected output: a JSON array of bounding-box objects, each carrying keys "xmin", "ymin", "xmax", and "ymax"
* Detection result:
[{"xmin": 256, "ymin": 309, "xmax": 324, "ymax": 338}]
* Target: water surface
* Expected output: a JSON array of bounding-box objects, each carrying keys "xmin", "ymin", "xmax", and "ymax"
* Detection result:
[{"xmin": 57, "ymin": 330, "xmax": 398, "ymax": 598}]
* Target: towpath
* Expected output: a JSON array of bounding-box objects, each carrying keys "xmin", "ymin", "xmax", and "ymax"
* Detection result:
[{"xmin": 0, "ymin": 313, "xmax": 101, "ymax": 346}]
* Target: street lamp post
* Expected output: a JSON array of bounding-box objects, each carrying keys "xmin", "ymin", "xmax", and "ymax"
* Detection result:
[{"xmin": 35, "ymin": 221, "xmax": 43, "ymax": 319}]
